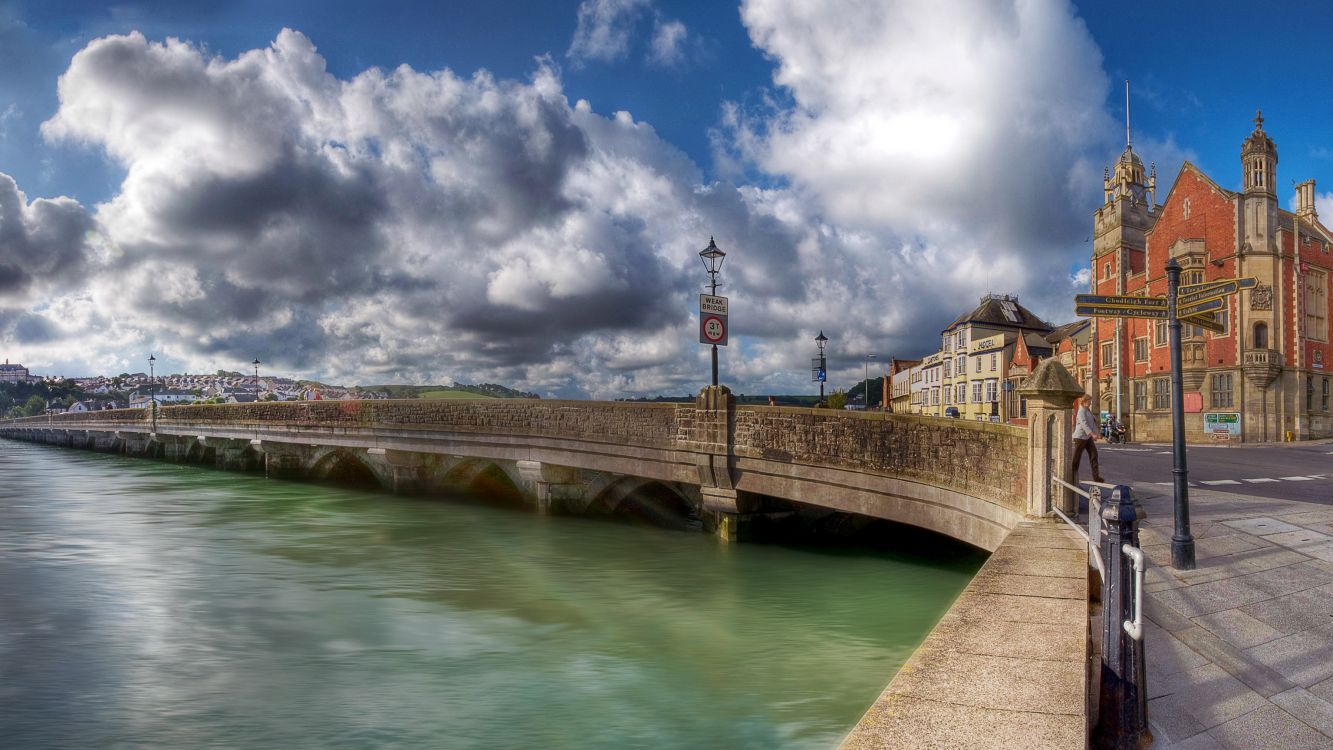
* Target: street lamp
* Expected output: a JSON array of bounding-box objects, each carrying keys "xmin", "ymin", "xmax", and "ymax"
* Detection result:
[
  {"xmin": 148, "ymin": 353, "xmax": 157, "ymax": 432},
  {"xmin": 864, "ymin": 354, "xmax": 877, "ymax": 411},
  {"xmin": 699, "ymin": 237, "xmax": 726, "ymax": 387},
  {"xmin": 813, "ymin": 331, "xmax": 828, "ymax": 405},
  {"xmin": 252, "ymin": 358, "xmax": 261, "ymax": 380}
]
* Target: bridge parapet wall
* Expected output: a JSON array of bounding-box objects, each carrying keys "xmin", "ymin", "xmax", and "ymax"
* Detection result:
[{"xmin": 733, "ymin": 408, "xmax": 1028, "ymax": 514}]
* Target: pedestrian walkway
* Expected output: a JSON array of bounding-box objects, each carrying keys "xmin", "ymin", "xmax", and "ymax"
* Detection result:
[{"xmin": 1131, "ymin": 481, "xmax": 1333, "ymax": 749}]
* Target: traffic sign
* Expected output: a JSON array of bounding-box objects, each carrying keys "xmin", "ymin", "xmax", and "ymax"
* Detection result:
[
  {"xmin": 1076, "ymin": 305, "xmax": 1168, "ymax": 319},
  {"xmin": 700, "ymin": 294, "xmax": 729, "ymax": 316},
  {"xmin": 1181, "ymin": 312, "xmax": 1225, "ymax": 334},
  {"xmin": 700, "ymin": 313, "xmax": 728, "ymax": 346},
  {"xmin": 1177, "ymin": 297, "xmax": 1225, "ymax": 318},
  {"xmin": 1074, "ymin": 294, "xmax": 1167, "ymax": 309}
]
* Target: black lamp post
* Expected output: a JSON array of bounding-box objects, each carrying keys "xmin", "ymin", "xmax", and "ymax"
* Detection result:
[
  {"xmin": 814, "ymin": 331, "xmax": 828, "ymax": 404},
  {"xmin": 699, "ymin": 237, "xmax": 726, "ymax": 387},
  {"xmin": 148, "ymin": 353, "xmax": 157, "ymax": 432},
  {"xmin": 252, "ymin": 358, "xmax": 261, "ymax": 381},
  {"xmin": 1165, "ymin": 257, "xmax": 1195, "ymax": 570}
]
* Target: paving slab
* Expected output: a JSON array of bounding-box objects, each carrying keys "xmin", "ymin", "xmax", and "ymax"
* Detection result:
[
  {"xmin": 1204, "ymin": 704, "xmax": 1333, "ymax": 750},
  {"xmin": 1141, "ymin": 482, "xmax": 1333, "ymax": 749}
]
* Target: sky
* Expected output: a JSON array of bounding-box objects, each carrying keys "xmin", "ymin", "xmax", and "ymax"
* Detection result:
[{"xmin": 3, "ymin": 0, "xmax": 1333, "ymax": 398}]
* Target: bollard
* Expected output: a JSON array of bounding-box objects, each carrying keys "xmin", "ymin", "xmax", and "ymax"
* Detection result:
[{"xmin": 1094, "ymin": 484, "xmax": 1150, "ymax": 750}]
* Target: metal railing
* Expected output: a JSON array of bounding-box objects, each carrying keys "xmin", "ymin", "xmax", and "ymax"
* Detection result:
[{"xmin": 1049, "ymin": 474, "xmax": 1105, "ymax": 577}]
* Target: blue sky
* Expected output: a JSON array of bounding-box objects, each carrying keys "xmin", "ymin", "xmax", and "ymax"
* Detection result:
[{"xmin": 1, "ymin": 0, "xmax": 1332, "ymax": 395}]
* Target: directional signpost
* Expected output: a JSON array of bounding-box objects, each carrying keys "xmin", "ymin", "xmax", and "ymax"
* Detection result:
[{"xmin": 1074, "ymin": 270, "xmax": 1257, "ymax": 570}]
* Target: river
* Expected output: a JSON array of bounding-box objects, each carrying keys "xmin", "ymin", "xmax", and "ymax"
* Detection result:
[{"xmin": 0, "ymin": 438, "xmax": 983, "ymax": 749}]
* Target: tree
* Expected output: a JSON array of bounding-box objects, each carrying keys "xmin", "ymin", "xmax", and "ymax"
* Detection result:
[
  {"xmin": 826, "ymin": 389, "xmax": 848, "ymax": 410},
  {"xmin": 22, "ymin": 394, "xmax": 46, "ymax": 416}
]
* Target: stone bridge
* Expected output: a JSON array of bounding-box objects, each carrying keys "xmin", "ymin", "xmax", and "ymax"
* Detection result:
[{"xmin": 0, "ymin": 373, "xmax": 1083, "ymax": 551}]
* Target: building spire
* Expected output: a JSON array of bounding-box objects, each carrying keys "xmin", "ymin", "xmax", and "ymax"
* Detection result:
[
  {"xmin": 1125, "ymin": 80, "xmax": 1132, "ymax": 148},
  {"xmin": 1254, "ymin": 108, "xmax": 1264, "ymax": 131}
]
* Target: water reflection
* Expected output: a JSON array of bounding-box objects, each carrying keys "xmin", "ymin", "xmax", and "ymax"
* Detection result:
[{"xmin": 0, "ymin": 439, "xmax": 983, "ymax": 749}]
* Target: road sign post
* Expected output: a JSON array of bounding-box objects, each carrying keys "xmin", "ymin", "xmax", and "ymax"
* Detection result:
[
  {"xmin": 1165, "ymin": 257, "xmax": 1196, "ymax": 570},
  {"xmin": 699, "ymin": 294, "xmax": 729, "ymax": 387}
]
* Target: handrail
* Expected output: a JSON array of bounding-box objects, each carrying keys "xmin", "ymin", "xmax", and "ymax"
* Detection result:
[
  {"xmin": 1122, "ymin": 544, "xmax": 1145, "ymax": 641},
  {"xmin": 1047, "ymin": 474, "xmax": 1104, "ymax": 576},
  {"xmin": 1051, "ymin": 474, "xmax": 1091, "ymax": 500}
]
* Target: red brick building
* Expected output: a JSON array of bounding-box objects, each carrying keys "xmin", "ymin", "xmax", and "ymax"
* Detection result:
[{"xmin": 1090, "ymin": 112, "xmax": 1332, "ymax": 442}]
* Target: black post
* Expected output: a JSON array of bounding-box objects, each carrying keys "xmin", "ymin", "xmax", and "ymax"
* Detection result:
[
  {"xmin": 711, "ymin": 344, "xmax": 718, "ymax": 387},
  {"xmin": 1165, "ymin": 257, "xmax": 1195, "ymax": 570},
  {"xmin": 819, "ymin": 355, "xmax": 825, "ymax": 403},
  {"xmin": 1095, "ymin": 484, "xmax": 1149, "ymax": 749}
]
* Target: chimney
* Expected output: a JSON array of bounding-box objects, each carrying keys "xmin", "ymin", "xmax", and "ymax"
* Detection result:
[{"xmin": 1296, "ymin": 179, "xmax": 1318, "ymax": 221}]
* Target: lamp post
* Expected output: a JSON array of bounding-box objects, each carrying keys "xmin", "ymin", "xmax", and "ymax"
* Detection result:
[
  {"xmin": 252, "ymin": 358, "xmax": 261, "ymax": 381},
  {"xmin": 864, "ymin": 354, "xmax": 877, "ymax": 410},
  {"xmin": 699, "ymin": 238, "xmax": 726, "ymax": 387},
  {"xmin": 814, "ymin": 331, "xmax": 828, "ymax": 405},
  {"xmin": 1165, "ymin": 257, "xmax": 1195, "ymax": 570},
  {"xmin": 148, "ymin": 353, "xmax": 157, "ymax": 432}
]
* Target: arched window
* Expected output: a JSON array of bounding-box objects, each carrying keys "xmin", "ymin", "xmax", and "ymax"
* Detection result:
[
  {"xmin": 1253, "ymin": 321, "xmax": 1269, "ymax": 349},
  {"xmin": 1183, "ymin": 198, "xmax": 1191, "ymax": 219}
]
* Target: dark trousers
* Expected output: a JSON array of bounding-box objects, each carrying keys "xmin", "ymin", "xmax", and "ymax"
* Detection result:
[{"xmin": 1071, "ymin": 437, "xmax": 1103, "ymax": 481}]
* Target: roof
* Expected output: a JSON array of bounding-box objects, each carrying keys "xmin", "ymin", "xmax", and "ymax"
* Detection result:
[
  {"xmin": 1022, "ymin": 332, "xmax": 1054, "ymax": 357},
  {"xmin": 1044, "ymin": 320, "xmax": 1090, "ymax": 345},
  {"xmin": 946, "ymin": 294, "xmax": 1052, "ymax": 333}
]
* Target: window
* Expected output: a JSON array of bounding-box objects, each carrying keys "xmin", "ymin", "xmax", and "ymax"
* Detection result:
[
  {"xmin": 1325, "ymin": 378, "xmax": 1330, "ymax": 412},
  {"xmin": 1101, "ymin": 341, "xmax": 1114, "ymax": 367},
  {"xmin": 1134, "ymin": 337, "xmax": 1148, "ymax": 362},
  {"xmin": 1210, "ymin": 373, "xmax": 1234, "ymax": 408},
  {"xmin": 1155, "ymin": 320, "xmax": 1167, "ymax": 346},
  {"xmin": 1133, "ymin": 380, "xmax": 1146, "ymax": 411},
  {"xmin": 943, "ymin": 360, "xmax": 952, "ymax": 378},
  {"xmin": 1254, "ymin": 322, "xmax": 1269, "ymax": 349},
  {"xmin": 957, "ymin": 330, "xmax": 967, "ymax": 349},
  {"xmin": 990, "ymin": 353, "xmax": 997, "ymax": 371},
  {"xmin": 1103, "ymin": 262, "xmax": 1111, "ymax": 280},
  {"xmin": 1152, "ymin": 377, "xmax": 1171, "ymax": 409},
  {"xmin": 956, "ymin": 383, "xmax": 966, "ymax": 403},
  {"xmin": 1308, "ymin": 377, "xmax": 1315, "ymax": 412},
  {"xmin": 1183, "ymin": 198, "xmax": 1191, "ymax": 219},
  {"xmin": 1019, "ymin": 396, "xmax": 1028, "ymax": 418},
  {"xmin": 985, "ymin": 380, "xmax": 998, "ymax": 402},
  {"xmin": 972, "ymin": 382, "xmax": 983, "ymax": 403},
  {"xmin": 957, "ymin": 356, "xmax": 966, "ymax": 375},
  {"xmin": 943, "ymin": 335, "xmax": 951, "ymax": 352},
  {"xmin": 931, "ymin": 388, "xmax": 939, "ymax": 406},
  {"xmin": 944, "ymin": 385, "xmax": 951, "ymax": 404},
  {"xmin": 1306, "ymin": 270, "xmax": 1328, "ymax": 341}
]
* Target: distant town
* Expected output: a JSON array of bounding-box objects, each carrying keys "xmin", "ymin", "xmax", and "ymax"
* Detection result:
[{"xmin": 0, "ymin": 360, "xmax": 537, "ymax": 418}]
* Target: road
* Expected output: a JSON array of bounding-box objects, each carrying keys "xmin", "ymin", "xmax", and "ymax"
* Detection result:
[{"xmin": 1092, "ymin": 439, "xmax": 1333, "ymax": 504}]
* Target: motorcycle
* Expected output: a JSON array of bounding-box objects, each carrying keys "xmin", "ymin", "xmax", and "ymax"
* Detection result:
[{"xmin": 1106, "ymin": 423, "xmax": 1127, "ymax": 444}]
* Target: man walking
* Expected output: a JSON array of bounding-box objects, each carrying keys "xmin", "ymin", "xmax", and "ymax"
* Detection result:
[{"xmin": 1071, "ymin": 394, "xmax": 1105, "ymax": 483}]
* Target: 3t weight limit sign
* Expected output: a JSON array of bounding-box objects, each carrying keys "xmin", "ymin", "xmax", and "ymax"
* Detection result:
[{"xmin": 700, "ymin": 314, "xmax": 728, "ymax": 346}]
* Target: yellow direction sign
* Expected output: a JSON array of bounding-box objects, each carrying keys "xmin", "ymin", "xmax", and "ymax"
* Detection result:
[
  {"xmin": 1181, "ymin": 312, "xmax": 1225, "ymax": 334},
  {"xmin": 1074, "ymin": 293, "xmax": 1168, "ymax": 309},
  {"xmin": 1177, "ymin": 297, "xmax": 1225, "ymax": 318},
  {"xmin": 1178, "ymin": 277, "xmax": 1257, "ymax": 295},
  {"xmin": 1076, "ymin": 304, "xmax": 1168, "ymax": 319},
  {"xmin": 1178, "ymin": 277, "xmax": 1257, "ymax": 307}
]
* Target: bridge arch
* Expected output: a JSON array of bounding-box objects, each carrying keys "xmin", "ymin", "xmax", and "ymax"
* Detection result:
[
  {"xmin": 587, "ymin": 476, "xmax": 699, "ymax": 530},
  {"xmin": 443, "ymin": 459, "xmax": 528, "ymax": 507},
  {"xmin": 307, "ymin": 448, "xmax": 389, "ymax": 490}
]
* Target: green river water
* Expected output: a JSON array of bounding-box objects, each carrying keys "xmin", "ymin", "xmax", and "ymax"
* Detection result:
[{"xmin": 0, "ymin": 438, "xmax": 984, "ymax": 749}]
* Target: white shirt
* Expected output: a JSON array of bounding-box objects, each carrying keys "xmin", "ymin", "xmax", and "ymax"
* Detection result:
[{"xmin": 1072, "ymin": 405, "xmax": 1099, "ymax": 440}]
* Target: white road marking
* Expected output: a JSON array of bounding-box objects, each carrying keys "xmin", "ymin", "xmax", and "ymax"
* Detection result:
[
  {"xmin": 1279, "ymin": 476, "xmax": 1317, "ymax": 481},
  {"xmin": 1243, "ymin": 478, "xmax": 1281, "ymax": 483},
  {"xmin": 1200, "ymin": 480, "xmax": 1242, "ymax": 485},
  {"xmin": 1155, "ymin": 482, "xmax": 1174, "ymax": 486},
  {"xmin": 1157, "ymin": 451, "xmax": 1172, "ymax": 455}
]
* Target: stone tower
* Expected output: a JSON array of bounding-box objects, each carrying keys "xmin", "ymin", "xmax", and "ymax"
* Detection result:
[
  {"xmin": 1091, "ymin": 139, "xmax": 1157, "ymax": 417},
  {"xmin": 1240, "ymin": 110, "xmax": 1278, "ymax": 255}
]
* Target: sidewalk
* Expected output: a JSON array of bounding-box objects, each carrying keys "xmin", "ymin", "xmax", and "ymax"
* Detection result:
[{"xmin": 1131, "ymin": 481, "xmax": 1333, "ymax": 749}]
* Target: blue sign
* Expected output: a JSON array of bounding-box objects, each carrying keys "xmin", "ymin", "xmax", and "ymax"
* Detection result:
[{"xmin": 816, "ymin": 368, "xmax": 826, "ymax": 382}]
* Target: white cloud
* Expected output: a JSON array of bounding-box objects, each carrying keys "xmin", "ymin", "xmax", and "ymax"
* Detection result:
[
  {"xmin": 4, "ymin": 5, "xmax": 1154, "ymax": 397},
  {"xmin": 648, "ymin": 19, "xmax": 688, "ymax": 66},
  {"xmin": 1317, "ymin": 191, "xmax": 1333, "ymax": 222},
  {"xmin": 567, "ymin": 0, "xmax": 650, "ymax": 65}
]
